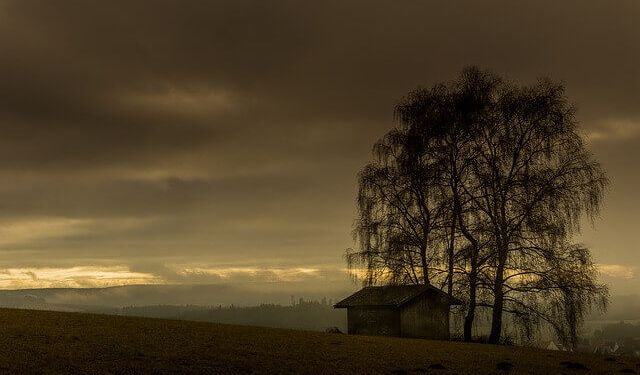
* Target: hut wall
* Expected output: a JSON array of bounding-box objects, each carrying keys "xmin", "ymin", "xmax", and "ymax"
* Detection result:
[
  {"xmin": 400, "ymin": 295, "xmax": 449, "ymax": 339},
  {"xmin": 347, "ymin": 306, "xmax": 400, "ymax": 336}
]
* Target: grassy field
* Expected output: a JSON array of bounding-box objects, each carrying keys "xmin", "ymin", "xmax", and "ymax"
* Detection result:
[{"xmin": 0, "ymin": 308, "xmax": 637, "ymax": 374}]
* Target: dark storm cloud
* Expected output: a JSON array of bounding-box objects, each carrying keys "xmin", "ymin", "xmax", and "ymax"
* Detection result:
[
  {"xmin": 0, "ymin": 0, "xmax": 638, "ymax": 290},
  {"xmin": 2, "ymin": 0, "xmax": 638, "ymax": 169}
]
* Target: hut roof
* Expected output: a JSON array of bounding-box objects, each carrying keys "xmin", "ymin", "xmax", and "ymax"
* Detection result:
[{"xmin": 334, "ymin": 284, "xmax": 462, "ymax": 308}]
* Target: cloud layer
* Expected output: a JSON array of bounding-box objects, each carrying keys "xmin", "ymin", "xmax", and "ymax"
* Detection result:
[{"xmin": 0, "ymin": 0, "xmax": 638, "ymax": 292}]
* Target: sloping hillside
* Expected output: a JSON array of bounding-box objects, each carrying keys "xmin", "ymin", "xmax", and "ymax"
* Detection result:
[{"xmin": 0, "ymin": 308, "xmax": 635, "ymax": 374}]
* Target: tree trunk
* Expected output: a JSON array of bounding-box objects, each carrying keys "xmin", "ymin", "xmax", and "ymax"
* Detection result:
[
  {"xmin": 488, "ymin": 286, "xmax": 503, "ymax": 344},
  {"xmin": 463, "ymin": 261, "xmax": 477, "ymax": 341},
  {"xmin": 420, "ymin": 243, "xmax": 429, "ymax": 285},
  {"xmin": 447, "ymin": 212, "xmax": 456, "ymax": 296},
  {"xmin": 454, "ymin": 191, "xmax": 480, "ymax": 342},
  {"xmin": 489, "ymin": 248, "xmax": 507, "ymax": 344},
  {"xmin": 448, "ymin": 165, "xmax": 459, "ymax": 297}
]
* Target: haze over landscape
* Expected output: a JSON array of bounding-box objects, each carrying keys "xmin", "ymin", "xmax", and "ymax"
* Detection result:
[{"xmin": 0, "ymin": 0, "xmax": 638, "ymax": 303}]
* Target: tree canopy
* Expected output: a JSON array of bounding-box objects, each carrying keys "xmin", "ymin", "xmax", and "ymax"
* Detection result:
[{"xmin": 347, "ymin": 67, "xmax": 608, "ymax": 347}]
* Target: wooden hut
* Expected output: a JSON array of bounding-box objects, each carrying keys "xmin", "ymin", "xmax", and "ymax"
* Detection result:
[{"xmin": 334, "ymin": 284, "xmax": 462, "ymax": 339}]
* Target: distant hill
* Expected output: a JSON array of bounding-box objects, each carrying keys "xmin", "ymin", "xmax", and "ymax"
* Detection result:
[
  {"xmin": 110, "ymin": 300, "xmax": 347, "ymax": 332},
  {"xmin": 0, "ymin": 284, "xmax": 349, "ymax": 332},
  {"xmin": 0, "ymin": 282, "xmax": 354, "ymax": 309},
  {"xmin": 0, "ymin": 308, "xmax": 636, "ymax": 374}
]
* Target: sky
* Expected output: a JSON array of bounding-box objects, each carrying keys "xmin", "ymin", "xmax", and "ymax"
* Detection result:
[{"xmin": 0, "ymin": 0, "xmax": 638, "ymax": 294}]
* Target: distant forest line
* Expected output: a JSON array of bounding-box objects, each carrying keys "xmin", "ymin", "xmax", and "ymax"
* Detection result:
[{"xmin": 98, "ymin": 298, "xmax": 347, "ymax": 332}]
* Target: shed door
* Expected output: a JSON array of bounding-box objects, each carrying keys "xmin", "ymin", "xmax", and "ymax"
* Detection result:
[{"xmin": 348, "ymin": 307, "xmax": 400, "ymax": 336}]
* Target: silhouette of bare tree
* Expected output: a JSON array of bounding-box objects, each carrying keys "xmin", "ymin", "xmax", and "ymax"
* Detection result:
[{"xmin": 347, "ymin": 67, "xmax": 608, "ymax": 348}]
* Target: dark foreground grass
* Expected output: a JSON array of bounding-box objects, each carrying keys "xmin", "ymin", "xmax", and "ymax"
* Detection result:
[{"xmin": 0, "ymin": 308, "xmax": 636, "ymax": 374}]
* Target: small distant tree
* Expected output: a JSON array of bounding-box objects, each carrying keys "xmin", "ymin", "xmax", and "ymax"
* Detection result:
[{"xmin": 347, "ymin": 67, "xmax": 609, "ymax": 347}]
